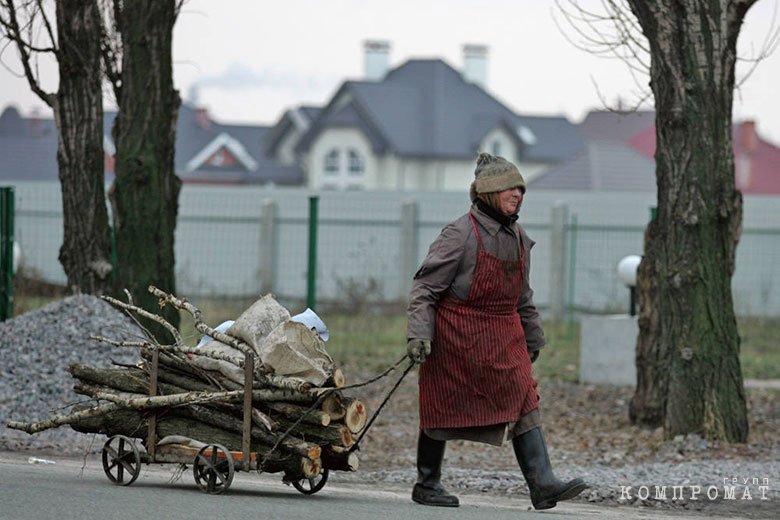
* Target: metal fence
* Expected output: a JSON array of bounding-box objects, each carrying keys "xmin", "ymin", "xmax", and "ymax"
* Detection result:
[
  {"xmin": 0, "ymin": 186, "xmax": 14, "ymax": 320},
  {"xmin": 7, "ymin": 181, "xmax": 780, "ymax": 317}
]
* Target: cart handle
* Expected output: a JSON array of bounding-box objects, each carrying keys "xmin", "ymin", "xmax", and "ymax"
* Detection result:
[{"xmin": 348, "ymin": 356, "xmax": 416, "ymax": 453}]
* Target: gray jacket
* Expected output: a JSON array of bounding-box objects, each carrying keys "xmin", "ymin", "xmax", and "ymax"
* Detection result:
[{"xmin": 406, "ymin": 203, "xmax": 546, "ymax": 352}]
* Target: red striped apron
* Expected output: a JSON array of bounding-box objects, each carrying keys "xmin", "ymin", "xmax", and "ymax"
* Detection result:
[{"xmin": 419, "ymin": 214, "xmax": 539, "ymax": 429}]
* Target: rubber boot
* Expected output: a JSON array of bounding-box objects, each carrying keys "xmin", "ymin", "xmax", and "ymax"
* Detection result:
[
  {"xmin": 411, "ymin": 430, "xmax": 459, "ymax": 507},
  {"xmin": 512, "ymin": 427, "xmax": 587, "ymax": 510}
]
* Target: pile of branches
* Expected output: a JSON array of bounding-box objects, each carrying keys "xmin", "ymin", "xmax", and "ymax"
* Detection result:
[{"xmin": 7, "ymin": 287, "xmax": 369, "ymax": 481}]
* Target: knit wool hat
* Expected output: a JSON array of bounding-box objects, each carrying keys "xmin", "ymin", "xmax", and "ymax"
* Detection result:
[{"xmin": 469, "ymin": 152, "xmax": 526, "ymax": 202}]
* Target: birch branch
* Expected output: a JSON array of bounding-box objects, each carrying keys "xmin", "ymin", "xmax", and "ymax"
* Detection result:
[
  {"xmin": 74, "ymin": 382, "xmax": 244, "ymax": 410},
  {"xmin": 8, "ymin": 402, "xmax": 120, "ymax": 434},
  {"xmin": 148, "ymin": 286, "xmax": 253, "ymax": 356},
  {"xmin": 101, "ymin": 294, "xmax": 182, "ymax": 346},
  {"xmin": 91, "ymin": 335, "xmax": 247, "ymax": 368}
]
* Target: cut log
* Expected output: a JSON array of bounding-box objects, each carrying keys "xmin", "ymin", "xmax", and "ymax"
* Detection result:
[
  {"xmin": 320, "ymin": 392, "xmax": 345, "ymax": 421},
  {"xmin": 142, "ymin": 349, "xmax": 235, "ymax": 390},
  {"xmin": 273, "ymin": 416, "xmax": 353, "ymax": 448},
  {"xmin": 321, "ymin": 445, "xmax": 359, "ymax": 472},
  {"xmin": 262, "ymin": 401, "xmax": 331, "ymax": 427},
  {"xmin": 156, "ymin": 369, "xmax": 233, "ymax": 392},
  {"xmin": 180, "ymin": 405, "xmax": 321, "ymax": 460},
  {"xmin": 343, "ymin": 397, "xmax": 368, "ymax": 434},
  {"xmin": 329, "ymin": 366, "xmax": 346, "ymax": 388},
  {"xmin": 69, "ymin": 364, "xmax": 149, "ymax": 393}
]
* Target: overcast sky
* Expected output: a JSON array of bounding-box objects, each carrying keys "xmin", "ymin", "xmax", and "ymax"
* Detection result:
[{"xmin": 1, "ymin": 0, "xmax": 779, "ymax": 143}]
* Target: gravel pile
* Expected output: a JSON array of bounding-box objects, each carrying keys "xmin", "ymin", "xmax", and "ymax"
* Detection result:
[{"xmin": 0, "ymin": 295, "xmax": 144, "ymax": 453}]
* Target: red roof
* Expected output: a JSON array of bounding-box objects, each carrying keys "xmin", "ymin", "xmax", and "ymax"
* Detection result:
[
  {"xmin": 616, "ymin": 115, "xmax": 780, "ymax": 195},
  {"xmin": 735, "ymin": 122, "xmax": 780, "ymax": 194}
]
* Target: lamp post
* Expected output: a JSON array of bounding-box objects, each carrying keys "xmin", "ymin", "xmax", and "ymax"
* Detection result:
[{"xmin": 617, "ymin": 255, "xmax": 641, "ymax": 316}]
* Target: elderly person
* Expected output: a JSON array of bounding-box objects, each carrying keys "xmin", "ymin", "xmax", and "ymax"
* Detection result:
[{"xmin": 406, "ymin": 153, "xmax": 586, "ymax": 510}]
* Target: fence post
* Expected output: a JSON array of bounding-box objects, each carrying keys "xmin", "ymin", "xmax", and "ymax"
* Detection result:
[
  {"xmin": 0, "ymin": 186, "xmax": 15, "ymax": 321},
  {"xmin": 306, "ymin": 196, "xmax": 319, "ymax": 310},
  {"xmin": 259, "ymin": 199, "xmax": 277, "ymax": 295},
  {"xmin": 399, "ymin": 199, "xmax": 419, "ymax": 302},
  {"xmin": 567, "ymin": 214, "xmax": 578, "ymax": 339},
  {"xmin": 550, "ymin": 201, "xmax": 569, "ymax": 321}
]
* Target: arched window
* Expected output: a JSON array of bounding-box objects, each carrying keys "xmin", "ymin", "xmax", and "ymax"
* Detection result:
[
  {"xmin": 319, "ymin": 146, "xmax": 366, "ymax": 190},
  {"xmin": 324, "ymin": 149, "xmax": 340, "ymax": 175},
  {"xmin": 347, "ymin": 149, "xmax": 364, "ymax": 176}
]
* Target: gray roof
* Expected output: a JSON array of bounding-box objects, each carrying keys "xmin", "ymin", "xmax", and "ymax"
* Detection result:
[
  {"xmin": 2, "ymin": 104, "xmax": 302, "ymax": 185},
  {"xmin": 296, "ymin": 59, "xmax": 584, "ymax": 162},
  {"xmin": 529, "ymin": 140, "xmax": 656, "ymax": 192},
  {"xmin": 579, "ymin": 110, "xmax": 655, "ymax": 141},
  {"xmin": 264, "ymin": 105, "xmax": 323, "ymax": 157},
  {"xmin": 0, "ymin": 106, "xmax": 61, "ymax": 181},
  {"xmin": 0, "ymin": 136, "xmax": 58, "ymax": 181}
]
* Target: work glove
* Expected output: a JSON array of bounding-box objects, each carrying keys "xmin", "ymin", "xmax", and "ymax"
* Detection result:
[
  {"xmin": 407, "ymin": 338, "xmax": 431, "ymax": 364},
  {"xmin": 529, "ymin": 350, "xmax": 540, "ymax": 364}
]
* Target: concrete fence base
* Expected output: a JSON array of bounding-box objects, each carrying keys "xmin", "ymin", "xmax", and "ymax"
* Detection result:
[{"xmin": 579, "ymin": 314, "xmax": 638, "ymax": 386}]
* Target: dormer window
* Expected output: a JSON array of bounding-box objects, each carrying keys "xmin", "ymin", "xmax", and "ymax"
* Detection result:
[{"xmin": 491, "ymin": 140, "xmax": 501, "ymax": 156}]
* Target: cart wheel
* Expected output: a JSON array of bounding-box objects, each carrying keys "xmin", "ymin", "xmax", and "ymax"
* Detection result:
[
  {"xmin": 193, "ymin": 444, "xmax": 234, "ymax": 494},
  {"xmin": 101, "ymin": 435, "xmax": 141, "ymax": 486},
  {"xmin": 292, "ymin": 468, "xmax": 329, "ymax": 495}
]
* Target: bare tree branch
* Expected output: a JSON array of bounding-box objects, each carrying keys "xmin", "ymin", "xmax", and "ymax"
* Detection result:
[
  {"xmin": 101, "ymin": 294, "xmax": 183, "ymax": 346},
  {"xmin": 0, "ymin": 0, "xmax": 54, "ymax": 105},
  {"xmin": 735, "ymin": 0, "xmax": 780, "ymax": 88}
]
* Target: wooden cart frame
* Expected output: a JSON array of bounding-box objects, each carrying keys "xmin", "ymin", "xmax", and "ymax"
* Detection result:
[{"xmin": 99, "ymin": 348, "xmax": 327, "ymax": 495}]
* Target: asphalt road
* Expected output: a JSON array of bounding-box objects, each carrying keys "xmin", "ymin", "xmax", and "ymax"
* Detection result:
[{"xmin": 0, "ymin": 452, "xmax": 747, "ymax": 520}]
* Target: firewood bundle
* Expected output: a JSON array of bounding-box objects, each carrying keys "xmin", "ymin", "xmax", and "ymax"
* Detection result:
[{"xmin": 7, "ymin": 287, "xmax": 368, "ymax": 481}]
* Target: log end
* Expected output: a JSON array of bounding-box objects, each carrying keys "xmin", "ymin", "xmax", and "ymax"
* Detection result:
[
  {"xmin": 340, "ymin": 426, "xmax": 354, "ymax": 448},
  {"xmin": 321, "ymin": 393, "xmax": 346, "ymax": 421},
  {"xmin": 330, "ymin": 367, "xmax": 346, "ymax": 388},
  {"xmin": 322, "ymin": 446, "xmax": 359, "ymax": 472},
  {"xmin": 347, "ymin": 451, "xmax": 359, "ymax": 472},
  {"xmin": 302, "ymin": 457, "xmax": 322, "ymax": 479},
  {"xmin": 345, "ymin": 398, "xmax": 368, "ymax": 434},
  {"xmin": 307, "ymin": 445, "xmax": 322, "ymax": 460}
]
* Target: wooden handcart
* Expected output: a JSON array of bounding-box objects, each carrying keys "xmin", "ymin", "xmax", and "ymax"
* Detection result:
[{"xmin": 99, "ymin": 347, "xmax": 346, "ymax": 495}]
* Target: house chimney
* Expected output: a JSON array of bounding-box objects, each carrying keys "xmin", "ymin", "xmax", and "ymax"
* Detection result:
[
  {"xmin": 739, "ymin": 120, "xmax": 759, "ymax": 154},
  {"xmin": 195, "ymin": 107, "xmax": 210, "ymax": 129},
  {"xmin": 463, "ymin": 44, "xmax": 488, "ymax": 89},
  {"xmin": 364, "ymin": 40, "xmax": 390, "ymax": 81},
  {"xmin": 28, "ymin": 107, "xmax": 42, "ymax": 135},
  {"xmin": 188, "ymin": 83, "xmax": 201, "ymax": 107}
]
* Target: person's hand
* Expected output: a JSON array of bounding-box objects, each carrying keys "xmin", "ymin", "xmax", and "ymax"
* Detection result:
[
  {"xmin": 407, "ymin": 338, "xmax": 431, "ymax": 364},
  {"xmin": 529, "ymin": 350, "xmax": 540, "ymax": 364}
]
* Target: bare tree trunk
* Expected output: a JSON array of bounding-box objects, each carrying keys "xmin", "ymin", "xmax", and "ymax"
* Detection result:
[
  {"xmin": 109, "ymin": 0, "xmax": 180, "ymax": 340},
  {"xmin": 1, "ymin": 0, "xmax": 111, "ymax": 293},
  {"xmin": 627, "ymin": 0, "xmax": 752, "ymax": 441},
  {"xmin": 0, "ymin": 0, "xmax": 112, "ymax": 293},
  {"xmin": 55, "ymin": 0, "xmax": 112, "ymax": 294}
]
